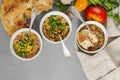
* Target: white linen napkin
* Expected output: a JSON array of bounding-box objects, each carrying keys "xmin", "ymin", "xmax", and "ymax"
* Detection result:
[{"xmin": 105, "ymin": 37, "xmax": 120, "ymax": 66}]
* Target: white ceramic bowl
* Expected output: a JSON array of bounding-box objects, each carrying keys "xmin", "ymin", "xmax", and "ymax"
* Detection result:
[
  {"xmin": 39, "ymin": 11, "xmax": 72, "ymax": 44},
  {"xmin": 10, "ymin": 28, "xmax": 42, "ymax": 61},
  {"xmin": 76, "ymin": 21, "xmax": 108, "ymax": 54}
]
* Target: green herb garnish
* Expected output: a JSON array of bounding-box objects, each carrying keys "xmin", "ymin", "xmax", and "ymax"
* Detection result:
[
  {"xmin": 54, "ymin": 0, "xmax": 76, "ymax": 13},
  {"xmin": 48, "ymin": 16, "xmax": 66, "ymax": 32}
]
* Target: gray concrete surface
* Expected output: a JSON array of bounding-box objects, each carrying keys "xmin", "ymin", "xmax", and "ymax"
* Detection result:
[{"xmin": 0, "ymin": 0, "xmax": 88, "ymax": 80}]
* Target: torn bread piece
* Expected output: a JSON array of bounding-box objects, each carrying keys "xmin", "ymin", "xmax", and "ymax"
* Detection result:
[
  {"xmin": 25, "ymin": 0, "xmax": 53, "ymax": 18},
  {"xmin": 0, "ymin": 0, "xmax": 53, "ymax": 36},
  {"xmin": 1, "ymin": 2, "xmax": 27, "ymax": 36}
]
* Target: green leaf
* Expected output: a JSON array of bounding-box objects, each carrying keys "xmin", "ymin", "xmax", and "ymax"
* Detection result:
[
  {"xmin": 48, "ymin": 16, "xmax": 66, "ymax": 32},
  {"xmin": 53, "ymin": 0, "xmax": 76, "ymax": 13},
  {"xmin": 88, "ymin": 0, "xmax": 119, "ymax": 12},
  {"xmin": 108, "ymin": 12, "xmax": 120, "ymax": 23}
]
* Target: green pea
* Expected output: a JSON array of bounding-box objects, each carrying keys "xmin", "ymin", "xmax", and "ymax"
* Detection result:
[
  {"xmin": 15, "ymin": 51, "xmax": 19, "ymax": 54},
  {"xmin": 22, "ymin": 40, "xmax": 26, "ymax": 44},
  {"xmin": 24, "ymin": 50, "xmax": 28, "ymax": 53},
  {"xmin": 24, "ymin": 40, "xmax": 27, "ymax": 42},
  {"xmin": 17, "ymin": 53, "xmax": 20, "ymax": 56},
  {"xmin": 22, "ymin": 53, "xmax": 25, "ymax": 57},
  {"xmin": 27, "ymin": 39, "xmax": 31, "ymax": 42},
  {"xmin": 13, "ymin": 45, "xmax": 16, "ymax": 49},
  {"xmin": 32, "ymin": 45, "xmax": 34, "ymax": 48},
  {"xmin": 22, "ymin": 46, "xmax": 25, "ymax": 49},
  {"xmin": 19, "ymin": 53, "xmax": 23, "ymax": 57},
  {"xmin": 21, "ymin": 49, "xmax": 24, "ymax": 52},
  {"xmin": 19, "ymin": 46, "xmax": 22, "ymax": 49},
  {"xmin": 20, "ymin": 43, "xmax": 23, "ymax": 46}
]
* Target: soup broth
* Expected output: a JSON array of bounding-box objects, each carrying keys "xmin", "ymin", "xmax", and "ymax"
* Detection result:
[{"xmin": 13, "ymin": 31, "xmax": 40, "ymax": 58}]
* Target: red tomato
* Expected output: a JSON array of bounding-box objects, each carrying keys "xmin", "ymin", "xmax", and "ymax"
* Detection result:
[{"xmin": 85, "ymin": 6, "xmax": 107, "ymax": 24}]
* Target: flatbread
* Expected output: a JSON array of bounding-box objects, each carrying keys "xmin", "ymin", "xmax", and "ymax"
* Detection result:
[{"xmin": 0, "ymin": 0, "xmax": 53, "ymax": 36}]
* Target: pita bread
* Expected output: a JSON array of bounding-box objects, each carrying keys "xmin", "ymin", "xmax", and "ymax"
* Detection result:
[{"xmin": 0, "ymin": 0, "xmax": 53, "ymax": 36}]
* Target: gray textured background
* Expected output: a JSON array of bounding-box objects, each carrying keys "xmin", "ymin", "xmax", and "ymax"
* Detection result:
[{"xmin": 0, "ymin": 0, "xmax": 88, "ymax": 80}]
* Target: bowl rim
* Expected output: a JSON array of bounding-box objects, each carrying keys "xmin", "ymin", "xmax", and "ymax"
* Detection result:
[
  {"xmin": 39, "ymin": 11, "xmax": 72, "ymax": 44},
  {"xmin": 75, "ymin": 21, "xmax": 108, "ymax": 54},
  {"xmin": 10, "ymin": 28, "xmax": 43, "ymax": 61}
]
